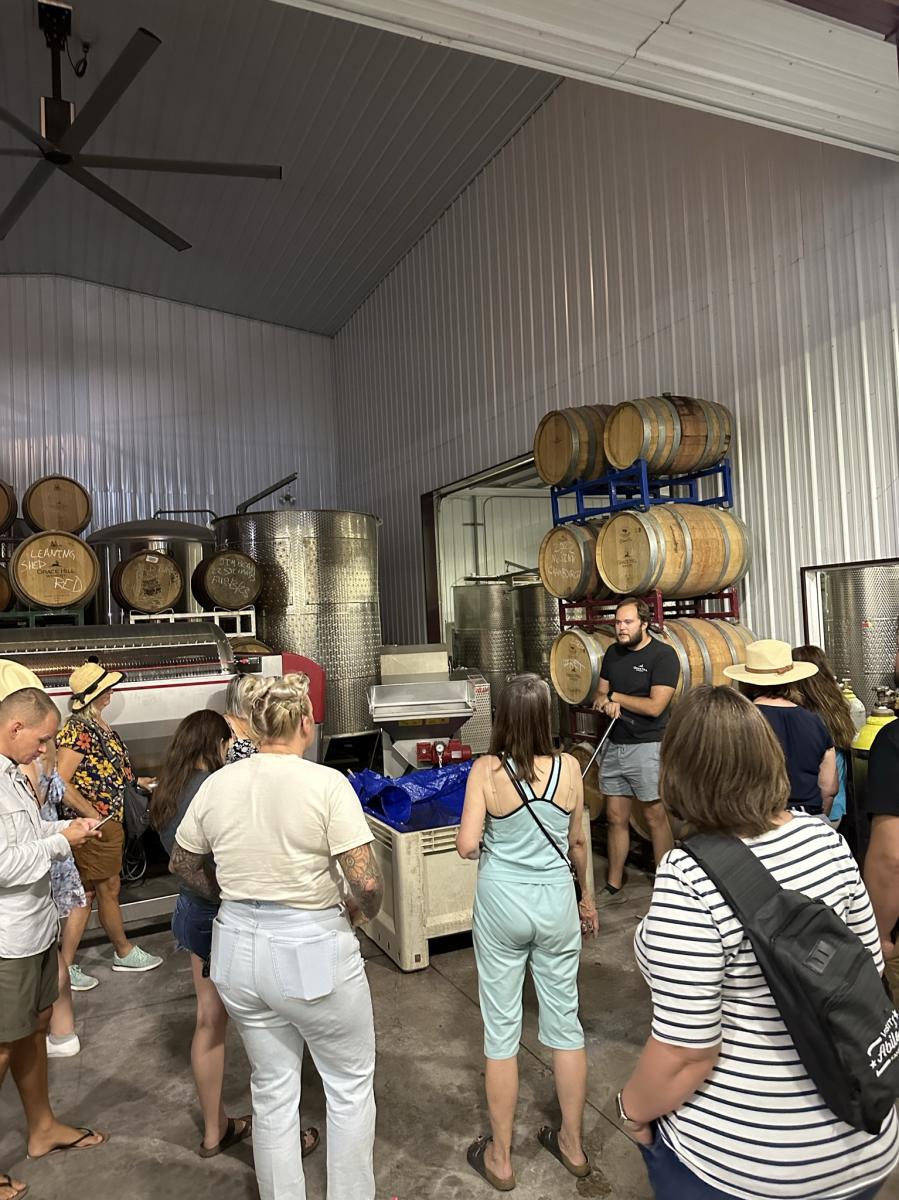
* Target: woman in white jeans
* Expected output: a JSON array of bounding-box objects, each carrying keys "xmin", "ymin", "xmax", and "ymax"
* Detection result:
[{"xmin": 170, "ymin": 673, "xmax": 383, "ymax": 1200}]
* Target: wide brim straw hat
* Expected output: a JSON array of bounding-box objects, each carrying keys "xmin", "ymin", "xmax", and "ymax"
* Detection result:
[
  {"xmin": 0, "ymin": 658, "xmax": 45, "ymax": 702},
  {"xmin": 722, "ymin": 639, "xmax": 819, "ymax": 686},
  {"xmin": 69, "ymin": 660, "xmax": 124, "ymax": 711}
]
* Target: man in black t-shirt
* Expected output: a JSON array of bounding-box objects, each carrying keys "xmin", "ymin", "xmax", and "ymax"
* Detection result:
[
  {"xmin": 863, "ymin": 717, "xmax": 899, "ymax": 995},
  {"xmin": 592, "ymin": 597, "xmax": 680, "ymax": 904}
]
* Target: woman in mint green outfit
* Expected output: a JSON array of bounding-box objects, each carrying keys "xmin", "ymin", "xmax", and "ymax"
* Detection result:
[{"xmin": 457, "ymin": 674, "xmax": 598, "ymax": 1192}]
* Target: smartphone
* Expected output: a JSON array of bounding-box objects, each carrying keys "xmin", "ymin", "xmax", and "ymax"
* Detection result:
[{"xmin": 92, "ymin": 813, "xmax": 115, "ymax": 830}]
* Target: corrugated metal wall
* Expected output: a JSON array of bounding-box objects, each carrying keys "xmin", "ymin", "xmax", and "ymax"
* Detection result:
[
  {"xmin": 0, "ymin": 275, "xmax": 336, "ymax": 529},
  {"xmin": 334, "ymin": 80, "xmax": 899, "ymax": 646}
]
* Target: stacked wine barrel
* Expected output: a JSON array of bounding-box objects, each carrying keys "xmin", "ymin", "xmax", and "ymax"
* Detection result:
[
  {"xmin": 1, "ymin": 476, "xmax": 100, "ymax": 612},
  {"xmin": 533, "ymin": 394, "xmax": 758, "ymax": 707}
]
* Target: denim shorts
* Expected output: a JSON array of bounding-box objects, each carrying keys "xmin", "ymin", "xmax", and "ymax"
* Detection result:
[
  {"xmin": 600, "ymin": 741, "xmax": 661, "ymax": 801},
  {"xmin": 172, "ymin": 893, "xmax": 221, "ymax": 964}
]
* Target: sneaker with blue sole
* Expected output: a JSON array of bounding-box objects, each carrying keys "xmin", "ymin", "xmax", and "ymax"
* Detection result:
[
  {"xmin": 68, "ymin": 964, "xmax": 99, "ymax": 991},
  {"xmin": 112, "ymin": 945, "xmax": 163, "ymax": 973}
]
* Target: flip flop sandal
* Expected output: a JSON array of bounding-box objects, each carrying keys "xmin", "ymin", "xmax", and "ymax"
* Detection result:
[
  {"xmin": 466, "ymin": 1135, "xmax": 515, "ymax": 1192},
  {"xmin": 198, "ymin": 1115, "xmax": 252, "ymax": 1159},
  {"xmin": 537, "ymin": 1126, "xmax": 590, "ymax": 1178},
  {"xmin": 27, "ymin": 1128, "xmax": 107, "ymax": 1160},
  {"xmin": 301, "ymin": 1127, "xmax": 320, "ymax": 1158},
  {"xmin": 0, "ymin": 1175, "xmax": 28, "ymax": 1200}
]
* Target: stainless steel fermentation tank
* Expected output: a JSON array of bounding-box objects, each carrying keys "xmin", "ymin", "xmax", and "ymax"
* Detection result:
[
  {"xmin": 515, "ymin": 579, "xmax": 562, "ymax": 735},
  {"xmin": 214, "ymin": 510, "xmax": 381, "ymax": 737},
  {"xmin": 87, "ymin": 518, "xmax": 214, "ymax": 623},
  {"xmin": 811, "ymin": 560, "xmax": 899, "ymax": 713}
]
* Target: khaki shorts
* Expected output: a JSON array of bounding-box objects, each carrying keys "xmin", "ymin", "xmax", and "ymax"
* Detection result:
[{"xmin": 0, "ymin": 945, "xmax": 59, "ymax": 1044}]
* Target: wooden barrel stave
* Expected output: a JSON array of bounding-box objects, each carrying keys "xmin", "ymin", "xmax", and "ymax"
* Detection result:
[
  {"xmin": 603, "ymin": 395, "xmax": 734, "ymax": 475},
  {"xmin": 22, "ymin": 476, "xmax": 92, "ymax": 534},
  {"xmin": 0, "ymin": 481, "xmax": 17, "ymax": 535},
  {"xmin": 569, "ymin": 741, "xmax": 606, "ymax": 821},
  {"xmin": 539, "ymin": 521, "xmax": 610, "ymax": 600},
  {"xmin": 534, "ymin": 405, "xmax": 616, "ymax": 486},
  {"xmin": 192, "ymin": 550, "xmax": 263, "ymax": 611},
  {"xmin": 9, "ymin": 532, "xmax": 100, "ymax": 609},
  {"xmin": 549, "ymin": 626, "xmax": 616, "ymax": 706}
]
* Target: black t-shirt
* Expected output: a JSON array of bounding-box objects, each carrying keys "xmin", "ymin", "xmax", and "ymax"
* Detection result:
[
  {"xmin": 756, "ymin": 704, "xmax": 833, "ymax": 810},
  {"xmin": 867, "ymin": 721, "xmax": 899, "ymax": 818},
  {"xmin": 599, "ymin": 636, "xmax": 680, "ymax": 744}
]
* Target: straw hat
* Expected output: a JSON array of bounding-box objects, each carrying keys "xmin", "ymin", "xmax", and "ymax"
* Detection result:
[
  {"xmin": 722, "ymin": 639, "xmax": 818, "ymax": 686},
  {"xmin": 0, "ymin": 658, "xmax": 45, "ymax": 702},
  {"xmin": 69, "ymin": 660, "xmax": 124, "ymax": 711}
]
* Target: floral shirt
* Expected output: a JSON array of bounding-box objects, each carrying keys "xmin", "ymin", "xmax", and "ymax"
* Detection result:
[
  {"xmin": 226, "ymin": 738, "xmax": 257, "ymax": 764},
  {"xmin": 37, "ymin": 770, "xmax": 88, "ymax": 918},
  {"xmin": 56, "ymin": 717, "xmax": 135, "ymax": 822}
]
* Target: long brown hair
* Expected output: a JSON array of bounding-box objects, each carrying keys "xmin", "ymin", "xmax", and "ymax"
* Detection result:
[
  {"xmin": 149, "ymin": 710, "xmax": 231, "ymax": 833},
  {"xmin": 792, "ymin": 644, "xmax": 856, "ymax": 750},
  {"xmin": 661, "ymin": 685, "xmax": 789, "ymax": 837},
  {"xmin": 488, "ymin": 673, "xmax": 554, "ymax": 784}
]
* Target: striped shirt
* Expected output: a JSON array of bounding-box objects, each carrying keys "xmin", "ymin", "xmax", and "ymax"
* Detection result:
[{"xmin": 635, "ymin": 813, "xmax": 899, "ymax": 1199}]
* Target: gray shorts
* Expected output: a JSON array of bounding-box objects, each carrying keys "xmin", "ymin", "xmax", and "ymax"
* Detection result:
[{"xmin": 600, "ymin": 742, "xmax": 661, "ymax": 802}]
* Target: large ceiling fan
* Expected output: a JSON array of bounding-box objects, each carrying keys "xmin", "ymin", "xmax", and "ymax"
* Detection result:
[{"xmin": 0, "ymin": 0, "xmax": 283, "ymax": 251}]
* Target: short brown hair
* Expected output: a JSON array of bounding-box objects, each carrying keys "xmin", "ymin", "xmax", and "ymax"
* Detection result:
[
  {"xmin": 616, "ymin": 596, "xmax": 651, "ymax": 625},
  {"xmin": 660, "ymin": 685, "xmax": 789, "ymax": 837}
]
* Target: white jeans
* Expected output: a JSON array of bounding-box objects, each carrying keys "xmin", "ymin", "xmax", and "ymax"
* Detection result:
[{"xmin": 211, "ymin": 900, "xmax": 376, "ymax": 1200}]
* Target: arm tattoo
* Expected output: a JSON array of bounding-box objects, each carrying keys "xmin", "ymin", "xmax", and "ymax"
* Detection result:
[
  {"xmin": 337, "ymin": 843, "xmax": 384, "ymax": 920},
  {"xmin": 169, "ymin": 845, "xmax": 220, "ymax": 902}
]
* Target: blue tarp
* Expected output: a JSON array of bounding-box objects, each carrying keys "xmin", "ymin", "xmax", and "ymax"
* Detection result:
[{"xmin": 349, "ymin": 761, "xmax": 473, "ymax": 832}]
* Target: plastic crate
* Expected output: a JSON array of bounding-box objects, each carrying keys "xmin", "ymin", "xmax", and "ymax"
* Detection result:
[{"xmin": 362, "ymin": 809, "xmax": 596, "ymax": 972}]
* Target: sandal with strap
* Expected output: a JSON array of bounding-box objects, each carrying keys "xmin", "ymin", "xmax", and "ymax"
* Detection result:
[
  {"xmin": 198, "ymin": 1115, "xmax": 252, "ymax": 1159},
  {"xmin": 466, "ymin": 1135, "xmax": 515, "ymax": 1192},
  {"xmin": 0, "ymin": 1175, "xmax": 28, "ymax": 1200},
  {"xmin": 537, "ymin": 1125, "xmax": 590, "ymax": 1178},
  {"xmin": 27, "ymin": 1127, "xmax": 107, "ymax": 1160}
]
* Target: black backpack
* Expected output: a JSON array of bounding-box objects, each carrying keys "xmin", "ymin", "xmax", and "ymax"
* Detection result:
[{"xmin": 684, "ymin": 832, "xmax": 899, "ymax": 1134}]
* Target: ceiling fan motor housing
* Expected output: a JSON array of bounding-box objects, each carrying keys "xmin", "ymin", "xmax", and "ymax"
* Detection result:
[{"xmin": 37, "ymin": 0, "xmax": 72, "ymax": 49}]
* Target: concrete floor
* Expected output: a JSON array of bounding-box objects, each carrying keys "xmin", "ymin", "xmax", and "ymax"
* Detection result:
[{"xmin": 3, "ymin": 862, "xmax": 898, "ymax": 1200}]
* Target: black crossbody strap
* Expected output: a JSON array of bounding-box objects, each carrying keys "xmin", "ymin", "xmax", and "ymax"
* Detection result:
[
  {"xmin": 683, "ymin": 832, "xmax": 783, "ymax": 920},
  {"xmin": 501, "ymin": 756, "xmax": 575, "ymax": 875}
]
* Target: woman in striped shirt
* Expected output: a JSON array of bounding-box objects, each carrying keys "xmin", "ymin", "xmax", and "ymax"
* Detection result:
[{"xmin": 617, "ymin": 685, "xmax": 898, "ymax": 1200}]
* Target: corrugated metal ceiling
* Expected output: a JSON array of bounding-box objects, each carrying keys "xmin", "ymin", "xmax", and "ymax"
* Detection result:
[
  {"xmin": 0, "ymin": 0, "xmax": 556, "ymax": 334},
  {"xmin": 277, "ymin": 0, "xmax": 899, "ymax": 161}
]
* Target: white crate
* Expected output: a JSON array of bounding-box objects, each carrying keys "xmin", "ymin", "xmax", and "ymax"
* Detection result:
[{"xmin": 362, "ymin": 809, "xmax": 595, "ymax": 972}]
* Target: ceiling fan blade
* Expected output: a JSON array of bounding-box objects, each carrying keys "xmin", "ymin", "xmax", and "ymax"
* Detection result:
[
  {"xmin": 0, "ymin": 160, "xmax": 54, "ymax": 240},
  {"xmin": 78, "ymin": 154, "xmax": 282, "ymax": 180},
  {"xmin": 0, "ymin": 104, "xmax": 51, "ymax": 153},
  {"xmin": 61, "ymin": 162, "xmax": 190, "ymax": 251},
  {"xmin": 0, "ymin": 148, "xmax": 42, "ymax": 159},
  {"xmin": 59, "ymin": 28, "xmax": 161, "ymax": 155}
]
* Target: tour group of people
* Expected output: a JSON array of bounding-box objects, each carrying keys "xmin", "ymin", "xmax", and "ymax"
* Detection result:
[{"xmin": 1, "ymin": 594, "xmax": 898, "ymax": 1200}]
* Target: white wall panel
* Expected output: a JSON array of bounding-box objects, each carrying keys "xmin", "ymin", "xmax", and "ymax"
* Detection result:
[
  {"xmin": 334, "ymin": 81, "xmax": 899, "ymax": 646},
  {"xmin": 0, "ymin": 276, "xmax": 336, "ymax": 529}
]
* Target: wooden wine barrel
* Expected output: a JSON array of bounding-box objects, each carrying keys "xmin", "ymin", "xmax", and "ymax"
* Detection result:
[
  {"xmin": 603, "ymin": 394, "xmax": 732, "ymax": 474},
  {"xmin": 192, "ymin": 550, "xmax": 263, "ymax": 611},
  {"xmin": 595, "ymin": 505, "xmax": 751, "ymax": 599},
  {"xmin": 534, "ymin": 404, "xmax": 616, "ymax": 486},
  {"xmin": 230, "ymin": 636, "xmax": 274, "ymax": 655},
  {"xmin": 569, "ymin": 741, "xmax": 606, "ymax": 821},
  {"xmin": 538, "ymin": 521, "xmax": 612, "ymax": 600},
  {"xmin": 0, "ymin": 568, "xmax": 13, "ymax": 612},
  {"xmin": 22, "ymin": 475, "xmax": 92, "ymax": 534},
  {"xmin": 0, "ymin": 480, "xmax": 17, "ymax": 535},
  {"xmin": 653, "ymin": 619, "xmax": 756, "ymax": 694},
  {"xmin": 549, "ymin": 626, "xmax": 616, "ymax": 706},
  {"xmin": 112, "ymin": 551, "xmax": 184, "ymax": 614},
  {"xmin": 9, "ymin": 532, "xmax": 100, "ymax": 609}
]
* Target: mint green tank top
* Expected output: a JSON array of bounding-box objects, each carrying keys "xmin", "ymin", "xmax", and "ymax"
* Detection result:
[{"xmin": 478, "ymin": 755, "xmax": 572, "ymax": 883}]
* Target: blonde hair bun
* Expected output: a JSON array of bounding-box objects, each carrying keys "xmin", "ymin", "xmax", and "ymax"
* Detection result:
[{"xmin": 250, "ymin": 673, "xmax": 312, "ymax": 741}]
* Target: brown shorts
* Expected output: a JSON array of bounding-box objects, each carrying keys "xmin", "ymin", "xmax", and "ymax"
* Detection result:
[
  {"xmin": 0, "ymin": 945, "xmax": 59, "ymax": 1044},
  {"xmin": 73, "ymin": 815, "xmax": 125, "ymax": 887}
]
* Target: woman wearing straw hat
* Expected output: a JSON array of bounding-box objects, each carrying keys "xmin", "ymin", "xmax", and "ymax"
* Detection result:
[
  {"xmin": 56, "ymin": 662, "xmax": 162, "ymax": 987},
  {"xmin": 723, "ymin": 640, "xmax": 839, "ymax": 817}
]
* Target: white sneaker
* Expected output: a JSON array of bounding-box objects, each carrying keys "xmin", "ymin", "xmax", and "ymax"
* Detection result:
[{"xmin": 47, "ymin": 1033, "xmax": 81, "ymax": 1058}]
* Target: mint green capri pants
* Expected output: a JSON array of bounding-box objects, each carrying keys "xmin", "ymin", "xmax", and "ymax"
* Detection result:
[{"xmin": 472, "ymin": 875, "xmax": 584, "ymax": 1060}]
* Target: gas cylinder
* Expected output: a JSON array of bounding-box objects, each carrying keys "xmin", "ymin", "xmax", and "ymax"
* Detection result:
[{"xmin": 840, "ymin": 677, "xmax": 867, "ymax": 733}]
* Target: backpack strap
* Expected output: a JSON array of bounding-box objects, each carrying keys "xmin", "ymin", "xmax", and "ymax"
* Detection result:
[{"xmin": 682, "ymin": 832, "xmax": 782, "ymax": 920}]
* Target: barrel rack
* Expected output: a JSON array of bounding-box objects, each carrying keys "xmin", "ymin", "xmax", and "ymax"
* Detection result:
[
  {"xmin": 550, "ymin": 457, "xmax": 733, "ymax": 524},
  {"xmin": 552, "ymin": 455, "xmax": 743, "ymax": 743},
  {"xmin": 0, "ymin": 607, "xmax": 85, "ymax": 630}
]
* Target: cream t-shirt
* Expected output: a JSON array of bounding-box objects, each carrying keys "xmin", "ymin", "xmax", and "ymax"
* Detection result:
[{"xmin": 174, "ymin": 754, "xmax": 373, "ymax": 910}]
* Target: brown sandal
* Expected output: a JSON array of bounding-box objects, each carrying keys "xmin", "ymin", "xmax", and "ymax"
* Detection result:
[
  {"xmin": 198, "ymin": 1115, "xmax": 252, "ymax": 1158},
  {"xmin": 466, "ymin": 1136, "xmax": 515, "ymax": 1191},
  {"xmin": 537, "ymin": 1126, "xmax": 590, "ymax": 1178}
]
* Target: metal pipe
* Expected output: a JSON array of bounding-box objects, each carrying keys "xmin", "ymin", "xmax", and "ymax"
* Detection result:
[
  {"xmin": 153, "ymin": 508, "xmax": 218, "ymax": 522},
  {"xmin": 235, "ymin": 473, "xmax": 298, "ymax": 514}
]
